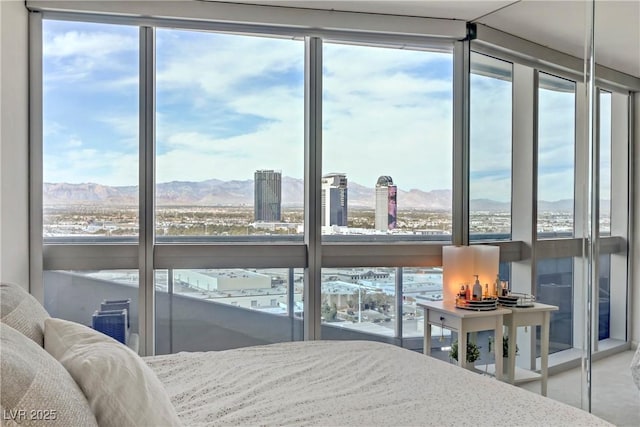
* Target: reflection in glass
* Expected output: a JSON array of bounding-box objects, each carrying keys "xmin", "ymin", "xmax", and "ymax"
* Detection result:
[
  {"xmin": 537, "ymin": 73, "xmax": 576, "ymax": 238},
  {"xmin": 598, "ymin": 254, "xmax": 611, "ymax": 340},
  {"xmin": 536, "ymin": 258, "xmax": 573, "ymax": 353},
  {"xmin": 321, "ymin": 267, "xmax": 399, "ymax": 339},
  {"xmin": 322, "ymin": 43, "xmax": 453, "ymax": 240},
  {"xmin": 42, "ymin": 21, "xmax": 139, "ymax": 241},
  {"xmin": 155, "ymin": 30, "xmax": 304, "ymax": 240},
  {"xmin": 155, "ymin": 268, "xmax": 303, "ymax": 354},
  {"xmin": 43, "ymin": 270, "xmax": 140, "ymax": 345},
  {"xmin": 470, "ymin": 53, "xmax": 512, "ymax": 241}
]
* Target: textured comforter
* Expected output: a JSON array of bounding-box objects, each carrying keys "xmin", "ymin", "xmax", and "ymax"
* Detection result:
[{"xmin": 145, "ymin": 340, "xmax": 610, "ymax": 426}]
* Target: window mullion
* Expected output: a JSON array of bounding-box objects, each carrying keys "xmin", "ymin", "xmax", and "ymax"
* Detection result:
[
  {"xmin": 139, "ymin": 26, "xmax": 156, "ymax": 356},
  {"xmin": 303, "ymin": 36, "xmax": 323, "ymax": 341}
]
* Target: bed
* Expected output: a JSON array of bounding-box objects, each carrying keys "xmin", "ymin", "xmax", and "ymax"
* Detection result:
[{"xmin": 1, "ymin": 282, "xmax": 611, "ymax": 426}]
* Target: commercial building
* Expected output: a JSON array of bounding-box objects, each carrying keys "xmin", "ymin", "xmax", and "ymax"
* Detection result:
[
  {"xmin": 254, "ymin": 170, "xmax": 282, "ymax": 222},
  {"xmin": 375, "ymin": 176, "xmax": 397, "ymax": 231},
  {"xmin": 321, "ymin": 173, "xmax": 348, "ymax": 226}
]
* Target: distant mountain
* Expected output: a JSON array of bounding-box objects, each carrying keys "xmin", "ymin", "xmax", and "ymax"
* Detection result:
[
  {"xmin": 469, "ymin": 199, "xmax": 510, "ymax": 212},
  {"xmin": 43, "ymin": 179, "xmax": 582, "ymax": 212}
]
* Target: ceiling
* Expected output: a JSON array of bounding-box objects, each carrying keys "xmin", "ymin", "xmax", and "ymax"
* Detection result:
[{"xmin": 220, "ymin": 0, "xmax": 640, "ymax": 78}]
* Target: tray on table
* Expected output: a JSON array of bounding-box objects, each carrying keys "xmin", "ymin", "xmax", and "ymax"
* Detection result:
[{"xmin": 455, "ymin": 298, "xmax": 498, "ymax": 311}]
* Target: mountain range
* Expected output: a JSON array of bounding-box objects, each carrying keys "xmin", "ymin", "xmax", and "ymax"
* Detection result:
[{"xmin": 43, "ymin": 178, "xmax": 577, "ymax": 212}]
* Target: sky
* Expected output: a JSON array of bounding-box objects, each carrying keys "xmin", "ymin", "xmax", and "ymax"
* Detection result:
[{"xmin": 42, "ymin": 19, "xmax": 608, "ymax": 203}]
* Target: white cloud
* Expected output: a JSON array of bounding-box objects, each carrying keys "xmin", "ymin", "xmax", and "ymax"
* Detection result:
[
  {"xmin": 66, "ymin": 137, "xmax": 83, "ymax": 148},
  {"xmin": 44, "ymin": 30, "xmax": 136, "ymax": 59},
  {"xmin": 98, "ymin": 115, "xmax": 139, "ymax": 148},
  {"xmin": 156, "ymin": 32, "xmax": 303, "ymax": 100},
  {"xmin": 44, "ymin": 29, "xmax": 137, "ymax": 83}
]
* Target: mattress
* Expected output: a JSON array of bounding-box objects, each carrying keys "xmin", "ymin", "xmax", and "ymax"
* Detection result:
[{"xmin": 145, "ymin": 340, "xmax": 610, "ymax": 426}]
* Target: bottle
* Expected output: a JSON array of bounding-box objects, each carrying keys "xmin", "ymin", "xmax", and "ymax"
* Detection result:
[
  {"xmin": 484, "ymin": 284, "xmax": 488, "ymax": 299},
  {"xmin": 465, "ymin": 284, "xmax": 471, "ymax": 300},
  {"xmin": 472, "ymin": 275, "xmax": 482, "ymax": 301},
  {"xmin": 494, "ymin": 274, "xmax": 501, "ymax": 297}
]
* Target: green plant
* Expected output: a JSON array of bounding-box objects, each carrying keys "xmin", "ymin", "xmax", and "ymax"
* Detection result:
[
  {"xmin": 503, "ymin": 335, "xmax": 519, "ymax": 355},
  {"xmin": 449, "ymin": 340, "xmax": 481, "ymax": 363},
  {"xmin": 489, "ymin": 336, "xmax": 519, "ymax": 355}
]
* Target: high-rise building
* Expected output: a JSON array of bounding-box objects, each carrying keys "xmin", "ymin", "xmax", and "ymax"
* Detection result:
[
  {"xmin": 321, "ymin": 173, "xmax": 348, "ymax": 226},
  {"xmin": 254, "ymin": 170, "xmax": 282, "ymax": 222},
  {"xmin": 375, "ymin": 176, "xmax": 397, "ymax": 231}
]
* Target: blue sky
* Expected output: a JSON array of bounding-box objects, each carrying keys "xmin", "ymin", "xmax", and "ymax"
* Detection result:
[{"xmin": 42, "ymin": 19, "xmax": 599, "ymax": 203}]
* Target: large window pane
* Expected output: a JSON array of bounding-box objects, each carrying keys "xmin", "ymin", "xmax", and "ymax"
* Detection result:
[
  {"xmin": 537, "ymin": 73, "xmax": 575, "ymax": 238},
  {"xmin": 322, "ymin": 43, "xmax": 453, "ymax": 241},
  {"xmin": 536, "ymin": 258, "xmax": 573, "ymax": 353},
  {"xmin": 321, "ymin": 267, "xmax": 397, "ymax": 340},
  {"xmin": 155, "ymin": 30, "xmax": 304, "ymax": 241},
  {"xmin": 155, "ymin": 268, "xmax": 303, "ymax": 354},
  {"xmin": 598, "ymin": 254, "xmax": 611, "ymax": 340},
  {"xmin": 470, "ymin": 53, "xmax": 512, "ymax": 240},
  {"xmin": 402, "ymin": 266, "xmax": 443, "ymax": 339},
  {"xmin": 43, "ymin": 21, "xmax": 139, "ymax": 241}
]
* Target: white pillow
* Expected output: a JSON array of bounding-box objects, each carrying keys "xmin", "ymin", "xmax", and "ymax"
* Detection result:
[
  {"xmin": 44, "ymin": 318, "xmax": 182, "ymax": 427},
  {"xmin": 1, "ymin": 323, "xmax": 98, "ymax": 427}
]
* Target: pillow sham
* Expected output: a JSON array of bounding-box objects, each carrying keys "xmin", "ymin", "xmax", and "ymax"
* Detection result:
[
  {"xmin": 44, "ymin": 318, "xmax": 182, "ymax": 427},
  {"xmin": 0, "ymin": 323, "xmax": 98, "ymax": 427},
  {"xmin": 0, "ymin": 282, "xmax": 50, "ymax": 347}
]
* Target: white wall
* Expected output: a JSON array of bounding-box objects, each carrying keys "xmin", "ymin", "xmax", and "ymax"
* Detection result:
[
  {"xmin": 0, "ymin": 0, "xmax": 29, "ymax": 290},
  {"xmin": 633, "ymin": 92, "xmax": 640, "ymax": 346}
]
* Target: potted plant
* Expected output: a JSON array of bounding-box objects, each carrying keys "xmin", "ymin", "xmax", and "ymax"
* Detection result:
[
  {"xmin": 503, "ymin": 335, "xmax": 519, "ymax": 355},
  {"xmin": 489, "ymin": 335, "xmax": 519, "ymax": 375},
  {"xmin": 449, "ymin": 340, "xmax": 481, "ymax": 366},
  {"xmin": 488, "ymin": 335, "xmax": 519, "ymax": 356}
]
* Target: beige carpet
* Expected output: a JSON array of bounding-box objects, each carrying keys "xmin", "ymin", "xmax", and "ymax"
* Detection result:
[{"xmin": 519, "ymin": 351, "xmax": 640, "ymax": 426}]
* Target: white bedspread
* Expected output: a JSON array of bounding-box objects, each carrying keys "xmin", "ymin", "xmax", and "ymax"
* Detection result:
[{"xmin": 146, "ymin": 340, "xmax": 610, "ymax": 426}]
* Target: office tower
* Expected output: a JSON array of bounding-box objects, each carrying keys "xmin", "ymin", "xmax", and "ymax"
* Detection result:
[
  {"xmin": 321, "ymin": 173, "xmax": 348, "ymax": 226},
  {"xmin": 375, "ymin": 176, "xmax": 397, "ymax": 231},
  {"xmin": 254, "ymin": 170, "xmax": 282, "ymax": 222}
]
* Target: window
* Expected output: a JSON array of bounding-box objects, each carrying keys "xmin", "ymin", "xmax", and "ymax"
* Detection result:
[
  {"xmin": 469, "ymin": 53, "xmax": 512, "ymax": 240},
  {"xmin": 321, "ymin": 267, "xmax": 396, "ymax": 338},
  {"xmin": 537, "ymin": 73, "xmax": 576, "ymax": 238},
  {"xmin": 402, "ymin": 266, "xmax": 443, "ymax": 339},
  {"xmin": 322, "ymin": 43, "xmax": 453, "ymax": 240},
  {"xmin": 155, "ymin": 29, "xmax": 304, "ymax": 241},
  {"xmin": 536, "ymin": 258, "xmax": 573, "ymax": 353},
  {"xmin": 35, "ymin": 16, "xmax": 632, "ymax": 367},
  {"xmin": 155, "ymin": 268, "xmax": 302, "ymax": 354},
  {"xmin": 42, "ymin": 21, "xmax": 139, "ymax": 241}
]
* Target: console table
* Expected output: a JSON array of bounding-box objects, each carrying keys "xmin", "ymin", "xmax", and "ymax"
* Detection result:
[{"xmin": 418, "ymin": 300, "xmax": 511, "ymax": 380}]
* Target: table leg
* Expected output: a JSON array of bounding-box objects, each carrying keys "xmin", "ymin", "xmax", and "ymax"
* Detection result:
[
  {"xmin": 459, "ymin": 328, "xmax": 467, "ymax": 369},
  {"xmin": 507, "ymin": 317, "xmax": 517, "ymax": 384},
  {"xmin": 495, "ymin": 315, "xmax": 503, "ymax": 381},
  {"xmin": 424, "ymin": 309, "xmax": 431, "ymax": 356},
  {"xmin": 541, "ymin": 311, "xmax": 550, "ymax": 396}
]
